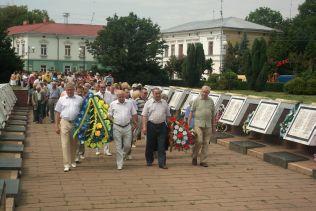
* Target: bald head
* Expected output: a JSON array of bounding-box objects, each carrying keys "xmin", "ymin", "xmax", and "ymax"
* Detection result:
[
  {"xmin": 116, "ymin": 90, "xmax": 125, "ymax": 103},
  {"xmin": 201, "ymin": 85, "xmax": 210, "ymax": 99}
]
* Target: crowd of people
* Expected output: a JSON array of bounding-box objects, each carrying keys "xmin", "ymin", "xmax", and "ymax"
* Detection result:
[{"xmin": 15, "ymin": 70, "xmax": 215, "ymax": 172}]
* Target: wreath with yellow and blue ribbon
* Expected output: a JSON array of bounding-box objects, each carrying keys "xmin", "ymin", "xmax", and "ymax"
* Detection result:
[{"xmin": 73, "ymin": 92, "xmax": 112, "ymax": 148}]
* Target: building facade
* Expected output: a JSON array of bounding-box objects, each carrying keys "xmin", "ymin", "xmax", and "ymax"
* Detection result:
[
  {"xmin": 161, "ymin": 17, "xmax": 277, "ymax": 75},
  {"xmin": 8, "ymin": 22, "xmax": 103, "ymax": 72}
]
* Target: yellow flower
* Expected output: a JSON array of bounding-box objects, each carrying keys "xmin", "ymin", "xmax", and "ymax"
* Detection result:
[
  {"xmin": 95, "ymin": 130, "xmax": 101, "ymax": 137},
  {"xmin": 99, "ymin": 100, "xmax": 104, "ymax": 106},
  {"xmin": 103, "ymin": 104, "xmax": 109, "ymax": 110},
  {"xmin": 96, "ymin": 123, "xmax": 102, "ymax": 129}
]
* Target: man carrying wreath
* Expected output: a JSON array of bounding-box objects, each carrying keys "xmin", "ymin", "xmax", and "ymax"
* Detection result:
[{"xmin": 188, "ymin": 86, "xmax": 215, "ymax": 167}]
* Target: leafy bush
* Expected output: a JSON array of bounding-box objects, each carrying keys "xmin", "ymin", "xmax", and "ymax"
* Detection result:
[
  {"xmin": 265, "ymin": 82, "xmax": 284, "ymax": 92},
  {"xmin": 305, "ymin": 79, "xmax": 316, "ymax": 95},
  {"xmin": 284, "ymin": 77, "xmax": 306, "ymax": 94},
  {"xmin": 235, "ymin": 81, "xmax": 248, "ymax": 90}
]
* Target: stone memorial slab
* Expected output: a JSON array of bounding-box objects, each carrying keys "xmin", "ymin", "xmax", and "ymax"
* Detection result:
[
  {"xmin": 229, "ymin": 140, "xmax": 265, "ymax": 154},
  {"xmin": 9, "ymin": 115, "xmax": 27, "ymax": 121},
  {"xmin": 169, "ymin": 89, "xmax": 187, "ymax": 111},
  {"xmin": 0, "ymin": 180, "xmax": 5, "ymax": 210},
  {"xmin": 220, "ymin": 96, "xmax": 246, "ymax": 126},
  {"xmin": 7, "ymin": 120, "xmax": 27, "ymax": 126},
  {"xmin": 284, "ymin": 104, "xmax": 316, "ymax": 146},
  {"xmin": 3, "ymin": 125, "xmax": 26, "ymax": 133},
  {"xmin": 247, "ymin": 100, "xmax": 281, "ymax": 134},
  {"xmin": 0, "ymin": 132, "xmax": 25, "ymax": 142},
  {"xmin": 0, "ymin": 179, "xmax": 20, "ymax": 198},
  {"xmin": 211, "ymin": 132, "xmax": 235, "ymax": 143},
  {"xmin": 181, "ymin": 91, "xmax": 199, "ymax": 113},
  {"xmin": 263, "ymin": 151, "xmax": 308, "ymax": 169},
  {"xmin": 0, "ymin": 158, "xmax": 22, "ymax": 170},
  {"xmin": 0, "ymin": 143, "xmax": 24, "ymax": 153}
]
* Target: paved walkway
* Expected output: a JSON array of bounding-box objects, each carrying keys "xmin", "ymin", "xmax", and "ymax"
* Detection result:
[{"xmin": 17, "ymin": 118, "xmax": 316, "ymax": 211}]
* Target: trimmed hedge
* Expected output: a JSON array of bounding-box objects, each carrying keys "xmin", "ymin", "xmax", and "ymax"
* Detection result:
[{"xmin": 265, "ymin": 82, "xmax": 284, "ymax": 92}]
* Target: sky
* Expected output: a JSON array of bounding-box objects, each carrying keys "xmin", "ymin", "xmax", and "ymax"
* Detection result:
[{"xmin": 1, "ymin": 0, "xmax": 306, "ymax": 29}]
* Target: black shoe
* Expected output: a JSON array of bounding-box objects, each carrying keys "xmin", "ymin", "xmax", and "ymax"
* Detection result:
[
  {"xmin": 200, "ymin": 162, "xmax": 208, "ymax": 167},
  {"xmin": 192, "ymin": 158, "xmax": 197, "ymax": 166},
  {"xmin": 159, "ymin": 165, "xmax": 168, "ymax": 169}
]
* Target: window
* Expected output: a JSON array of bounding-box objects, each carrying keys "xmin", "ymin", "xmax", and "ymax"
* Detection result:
[
  {"xmin": 21, "ymin": 44, "xmax": 25, "ymax": 56},
  {"xmin": 16, "ymin": 44, "xmax": 20, "ymax": 55},
  {"xmin": 40, "ymin": 65, "xmax": 47, "ymax": 72},
  {"xmin": 164, "ymin": 46, "xmax": 169, "ymax": 57},
  {"xmin": 208, "ymin": 41, "xmax": 213, "ymax": 55},
  {"xmin": 178, "ymin": 44, "xmax": 183, "ymax": 58},
  {"xmin": 79, "ymin": 65, "xmax": 84, "ymax": 71},
  {"xmin": 65, "ymin": 45, "xmax": 71, "ymax": 57},
  {"xmin": 64, "ymin": 65, "xmax": 71, "ymax": 72},
  {"xmin": 171, "ymin": 44, "xmax": 175, "ymax": 56},
  {"xmin": 79, "ymin": 46, "xmax": 85, "ymax": 58},
  {"xmin": 41, "ymin": 44, "xmax": 47, "ymax": 56}
]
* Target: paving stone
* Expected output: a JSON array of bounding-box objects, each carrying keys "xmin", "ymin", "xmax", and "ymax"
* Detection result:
[
  {"xmin": 11, "ymin": 112, "xmax": 28, "ymax": 116},
  {"xmin": 263, "ymin": 151, "xmax": 309, "ymax": 169},
  {"xmin": 229, "ymin": 140, "xmax": 265, "ymax": 154},
  {"xmin": 15, "ymin": 114, "xmax": 316, "ymax": 210}
]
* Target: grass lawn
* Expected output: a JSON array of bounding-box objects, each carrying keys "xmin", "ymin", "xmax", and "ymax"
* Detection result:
[{"xmin": 213, "ymin": 90, "xmax": 316, "ymax": 104}]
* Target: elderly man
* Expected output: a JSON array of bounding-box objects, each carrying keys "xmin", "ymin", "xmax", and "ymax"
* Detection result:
[
  {"xmin": 47, "ymin": 82, "xmax": 60, "ymax": 123},
  {"xmin": 55, "ymin": 83, "xmax": 83, "ymax": 172},
  {"xmin": 142, "ymin": 87, "xmax": 170, "ymax": 169},
  {"xmin": 108, "ymin": 90, "xmax": 137, "ymax": 170},
  {"xmin": 188, "ymin": 85, "xmax": 215, "ymax": 167}
]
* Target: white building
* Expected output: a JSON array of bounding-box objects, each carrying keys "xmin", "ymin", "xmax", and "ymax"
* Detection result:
[
  {"xmin": 161, "ymin": 17, "xmax": 277, "ymax": 74},
  {"xmin": 8, "ymin": 21, "xmax": 103, "ymax": 72}
]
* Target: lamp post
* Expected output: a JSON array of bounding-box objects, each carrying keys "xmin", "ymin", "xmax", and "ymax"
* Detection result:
[
  {"xmin": 79, "ymin": 46, "xmax": 86, "ymax": 71},
  {"xmin": 27, "ymin": 46, "xmax": 35, "ymax": 72}
]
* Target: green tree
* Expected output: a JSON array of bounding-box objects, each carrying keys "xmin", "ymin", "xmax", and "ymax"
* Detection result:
[
  {"xmin": 0, "ymin": 5, "xmax": 52, "ymax": 30},
  {"xmin": 205, "ymin": 58, "xmax": 214, "ymax": 73},
  {"xmin": 182, "ymin": 43, "xmax": 196, "ymax": 86},
  {"xmin": 195, "ymin": 43, "xmax": 206, "ymax": 79},
  {"xmin": 246, "ymin": 38, "xmax": 268, "ymax": 90},
  {"xmin": 88, "ymin": 13, "xmax": 168, "ymax": 84},
  {"xmin": 0, "ymin": 27, "xmax": 23, "ymax": 83},
  {"xmin": 246, "ymin": 7, "xmax": 284, "ymax": 29},
  {"xmin": 224, "ymin": 42, "xmax": 240, "ymax": 72},
  {"xmin": 164, "ymin": 55, "xmax": 185, "ymax": 79}
]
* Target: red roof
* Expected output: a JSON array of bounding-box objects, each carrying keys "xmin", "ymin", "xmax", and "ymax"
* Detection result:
[{"xmin": 8, "ymin": 22, "xmax": 104, "ymax": 37}]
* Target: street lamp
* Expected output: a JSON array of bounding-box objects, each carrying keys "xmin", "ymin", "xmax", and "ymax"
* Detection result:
[
  {"xmin": 79, "ymin": 46, "xmax": 86, "ymax": 71},
  {"xmin": 27, "ymin": 46, "xmax": 35, "ymax": 72}
]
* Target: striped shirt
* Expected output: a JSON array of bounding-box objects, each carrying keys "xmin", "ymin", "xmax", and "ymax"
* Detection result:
[
  {"xmin": 136, "ymin": 98, "xmax": 146, "ymax": 115},
  {"xmin": 142, "ymin": 98, "xmax": 171, "ymax": 124},
  {"xmin": 55, "ymin": 95, "xmax": 83, "ymax": 121}
]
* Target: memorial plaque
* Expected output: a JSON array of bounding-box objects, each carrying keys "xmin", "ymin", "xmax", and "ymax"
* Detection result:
[
  {"xmin": 181, "ymin": 91, "xmax": 199, "ymax": 113},
  {"xmin": 284, "ymin": 104, "xmax": 316, "ymax": 145},
  {"xmin": 247, "ymin": 100, "xmax": 280, "ymax": 134},
  {"xmin": 220, "ymin": 97, "xmax": 246, "ymax": 125},
  {"xmin": 169, "ymin": 89, "xmax": 186, "ymax": 110},
  {"xmin": 208, "ymin": 93, "xmax": 220, "ymax": 106}
]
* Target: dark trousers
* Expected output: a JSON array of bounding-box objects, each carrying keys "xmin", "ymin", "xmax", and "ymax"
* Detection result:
[
  {"xmin": 34, "ymin": 103, "xmax": 44, "ymax": 123},
  {"xmin": 146, "ymin": 121, "xmax": 167, "ymax": 167}
]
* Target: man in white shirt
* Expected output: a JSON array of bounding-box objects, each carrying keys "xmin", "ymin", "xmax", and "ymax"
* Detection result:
[
  {"xmin": 109, "ymin": 90, "xmax": 137, "ymax": 170},
  {"xmin": 55, "ymin": 82, "xmax": 83, "ymax": 172}
]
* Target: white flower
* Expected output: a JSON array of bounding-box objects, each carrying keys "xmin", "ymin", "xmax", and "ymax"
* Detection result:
[
  {"xmin": 179, "ymin": 127, "xmax": 183, "ymax": 132},
  {"xmin": 181, "ymin": 141, "xmax": 186, "ymax": 145},
  {"xmin": 174, "ymin": 125, "xmax": 179, "ymax": 130},
  {"xmin": 173, "ymin": 130, "xmax": 178, "ymax": 135},
  {"xmin": 183, "ymin": 136, "xmax": 188, "ymax": 141},
  {"xmin": 183, "ymin": 131, "xmax": 187, "ymax": 135},
  {"xmin": 173, "ymin": 136, "xmax": 177, "ymax": 140},
  {"xmin": 176, "ymin": 139, "xmax": 181, "ymax": 144}
]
